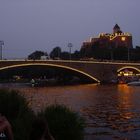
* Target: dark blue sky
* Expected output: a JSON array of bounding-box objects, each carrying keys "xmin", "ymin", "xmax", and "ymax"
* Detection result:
[{"xmin": 0, "ymin": 0, "xmax": 139, "ymax": 58}]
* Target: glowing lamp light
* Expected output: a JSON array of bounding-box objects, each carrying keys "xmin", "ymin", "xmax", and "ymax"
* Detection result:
[
  {"xmin": 124, "ymin": 73, "xmax": 129, "ymax": 76},
  {"xmin": 121, "ymin": 37, "xmax": 126, "ymax": 41}
]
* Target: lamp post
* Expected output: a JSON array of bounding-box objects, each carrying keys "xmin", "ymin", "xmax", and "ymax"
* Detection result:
[
  {"xmin": 68, "ymin": 43, "xmax": 72, "ymax": 60},
  {"xmin": 0, "ymin": 41, "xmax": 4, "ymax": 60}
]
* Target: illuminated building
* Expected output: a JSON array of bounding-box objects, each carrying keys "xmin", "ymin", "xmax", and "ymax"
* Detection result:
[{"xmin": 81, "ymin": 24, "xmax": 133, "ymax": 49}]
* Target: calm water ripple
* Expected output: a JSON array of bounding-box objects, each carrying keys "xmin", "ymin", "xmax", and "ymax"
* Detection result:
[{"xmin": 0, "ymin": 83, "xmax": 140, "ymax": 140}]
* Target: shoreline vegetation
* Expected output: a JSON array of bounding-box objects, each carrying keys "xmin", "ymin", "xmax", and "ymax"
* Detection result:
[{"xmin": 0, "ymin": 88, "xmax": 85, "ymax": 140}]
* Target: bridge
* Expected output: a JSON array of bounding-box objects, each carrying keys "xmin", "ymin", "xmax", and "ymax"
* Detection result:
[{"xmin": 0, "ymin": 60, "xmax": 140, "ymax": 83}]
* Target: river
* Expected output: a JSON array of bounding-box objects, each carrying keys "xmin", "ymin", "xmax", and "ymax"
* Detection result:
[{"xmin": 0, "ymin": 83, "xmax": 140, "ymax": 140}]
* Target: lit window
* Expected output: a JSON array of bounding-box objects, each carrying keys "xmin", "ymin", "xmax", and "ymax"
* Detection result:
[{"xmin": 121, "ymin": 37, "xmax": 126, "ymax": 41}]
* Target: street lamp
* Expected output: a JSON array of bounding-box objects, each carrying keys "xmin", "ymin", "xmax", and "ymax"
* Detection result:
[
  {"xmin": 0, "ymin": 41, "xmax": 4, "ymax": 60},
  {"xmin": 68, "ymin": 43, "xmax": 72, "ymax": 60}
]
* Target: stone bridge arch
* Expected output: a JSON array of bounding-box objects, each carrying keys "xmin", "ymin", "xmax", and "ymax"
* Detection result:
[
  {"xmin": 117, "ymin": 66, "xmax": 140, "ymax": 83},
  {"xmin": 0, "ymin": 63, "xmax": 100, "ymax": 83},
  {"xmin": 117, "ymin": 66, "xmax": 140, "ymax": 73}
]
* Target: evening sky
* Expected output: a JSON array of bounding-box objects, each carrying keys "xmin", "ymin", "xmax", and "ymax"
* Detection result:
[{"xmin": 0, "ymin": 0, "xmax": 139, "ymax": 58}]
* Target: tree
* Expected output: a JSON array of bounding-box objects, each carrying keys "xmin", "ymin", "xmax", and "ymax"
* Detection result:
[
  {"xmin": 28, "ymin": 51, "xmax": 45, "ymax": 60},
  {"xmin": 50, "ymin": 46, "xmax": 61, "ymax": 59}
]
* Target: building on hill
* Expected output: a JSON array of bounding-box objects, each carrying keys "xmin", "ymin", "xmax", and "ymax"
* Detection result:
[{"xmin": 81, "ymin": 24, "xmax": 133, "ymax": 50}]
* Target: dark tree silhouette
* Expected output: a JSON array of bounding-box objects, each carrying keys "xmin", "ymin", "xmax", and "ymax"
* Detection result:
[
  {"xmin": 28, "ymin": 51, "xmax": 45, "ymax": 60},
  {"xmin": 50, "ymin": 46, "xmax": 61, "ymax": 59}
]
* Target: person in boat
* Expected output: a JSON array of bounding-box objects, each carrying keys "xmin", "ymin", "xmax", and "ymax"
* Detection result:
[{"xmin": 0, "ymin": 115, "xmax": 14, "ymax": 140}]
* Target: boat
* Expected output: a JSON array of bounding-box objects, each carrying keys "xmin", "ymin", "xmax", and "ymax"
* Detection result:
[{"xmin": 127, "ymin": 81, "xmax": 140, "ymax": 86}]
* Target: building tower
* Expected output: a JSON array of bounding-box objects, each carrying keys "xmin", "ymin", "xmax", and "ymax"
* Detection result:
[{"xmin": 113, "ymin": 24, "xmax": 122, "ymax": 34}]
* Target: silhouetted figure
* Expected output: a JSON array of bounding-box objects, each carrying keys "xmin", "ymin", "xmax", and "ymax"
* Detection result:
[
  {"xmin": 0, "ymin": 115, "xmax": 13, "ymax": 140},
  {"xmin": 30, "ymin": 117, "xmax": 54, "ymax": 140}
]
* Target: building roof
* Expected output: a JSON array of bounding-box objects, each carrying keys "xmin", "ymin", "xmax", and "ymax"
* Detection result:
[{"xmin": 113, "ymin": 24, "xmax": 120, "ymax": 29}]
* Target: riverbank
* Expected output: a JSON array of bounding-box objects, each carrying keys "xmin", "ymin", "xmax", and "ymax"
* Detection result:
[{"xmin": 1, "ymin": 83, "xmax": 140, "ymax": 140}]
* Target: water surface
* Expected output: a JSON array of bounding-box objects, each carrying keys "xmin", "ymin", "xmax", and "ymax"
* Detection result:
[{"xmin": 1, "ymin": 83, "xmax": 140, "ymax": 140}]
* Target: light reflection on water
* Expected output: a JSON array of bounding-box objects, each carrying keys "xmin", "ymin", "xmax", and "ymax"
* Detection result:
[{"xmin": 1, "ymin": 83, "xmax": 140, "ymax": 140}]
